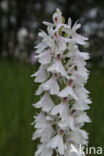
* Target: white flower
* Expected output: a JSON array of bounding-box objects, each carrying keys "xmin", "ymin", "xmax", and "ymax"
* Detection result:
[
  {"xmin": 58, "ymin": 115, "xmax": 75, "ymax": 130},
  {"xmin": 33, "ymin": 92, "xmax": 54, "ymax": 112},
  {"xmin": 58, "ymin": 109, "xmax": 76, "ymax": 130},
  {"xmin": 35, "ymin": 84, "xmax": 44, "ymax": 95},
  {"xmin": 67, "ymin": 66, "xmax": 88, "ymax": 86},
  {"xmin": 72, "ymin": 21, "xmax": 81, "ymax": 32},
  {"xmin": 75, "ymin": 111, "xmax": 91, "ymax": 124},
  {"xmin": 35, "ymin": 144, "xmax": 53, "ymax": 156},
  {"xmin": 32, "ymin": 113, "xmax": 53, "ymax": 142},
  {"xmin": 47, "ymin": 134, "xmax": 64, "ymax": 155},
  {"xmin": 47, "ymin": 59, "xmax": 69, "ymax": 78},
  {"xmin": 34, "ymin": 112, "xmax": 48, "ymax": 129},
  {"xmin": 53, "ymin": 8, "xmax": 62, "ymax": 25},
  {"xmin": 72, "ymin": 102, "xmax": 90, "ymax": 111},
  {"xmin": 35, "ymin": 42, "xmax": 48, "ymax": 54},
  {"xmin": 77, "ymin": 51, "xmax": 90, "ymax": 60},
  {"xmin": 59, "ymin": 85, "xmax": 78, "ymax": 100},
  {"xmin": 32, "ymin": 125, "xmax": 53, "ymax": 143},
  {"xmin": 73, "ymin": 33, "xmax": 88, "ymax": 45},
  {"xmin": 51, "ymin": 102, "xmax": 68, "ymax": 120},
  {"xmin": 43, "ymin": 35, "xmax": 56, "ymax": 50},
  {"xmin": 38, "ymin": 30, "xmax": 48, "ymax": 39},
  {"xmin": 42, "ymin": 76, "xmax": 60, "ymax": 95},
  {"xmin": 68, "ymin": 17, "xmax": 72, "ymax": 27},
  {"xmin": 69, "ymin": 129, "xmax": 88, "ymax": 145},
  {"xmin": 36, "ymin": 49, "xmax": 52, "ymax": 65},
  {"xmin": 74, "ymin": 86, "xmax": 91, "ymax": 104},
  {"xmin": 31, "ymin": 65, "xmax": 49, "ymax": 83},
  {"xmin": 35, "ymin": 75, "xmax": 60, "ymax": 95}
]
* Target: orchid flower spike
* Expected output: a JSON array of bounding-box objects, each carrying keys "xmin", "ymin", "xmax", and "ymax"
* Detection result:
[{"xmin": 32, "ymin": 8, "xmax": 91, "ymax": 156}]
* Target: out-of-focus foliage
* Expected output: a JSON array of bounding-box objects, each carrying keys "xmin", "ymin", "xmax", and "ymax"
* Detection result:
[{"xmin": 0, "ymin": 0, "xmax": 104, "ymax": 66}]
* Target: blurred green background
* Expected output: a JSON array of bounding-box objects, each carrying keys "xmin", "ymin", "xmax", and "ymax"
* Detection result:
[{"xmin": 0, "ymin": 0, "xmax": 104, "ymax": 155}]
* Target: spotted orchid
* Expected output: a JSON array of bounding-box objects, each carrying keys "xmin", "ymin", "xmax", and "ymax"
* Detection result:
[{"xmin": 32, "ymin": 9, "xmax": 91, "ymax": 156}]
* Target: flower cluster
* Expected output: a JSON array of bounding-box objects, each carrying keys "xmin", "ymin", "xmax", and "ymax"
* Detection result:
[{"xmin": 32, "ymin": 9, "xmax": 91, "ymax": 156}]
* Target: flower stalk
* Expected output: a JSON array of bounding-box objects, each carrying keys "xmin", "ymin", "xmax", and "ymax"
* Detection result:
[{"xmin": 32, "ymin": 8, "xmax": 91, "ymax": 156}]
